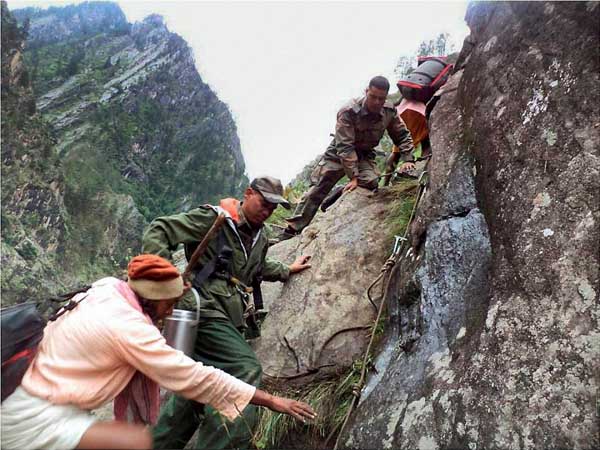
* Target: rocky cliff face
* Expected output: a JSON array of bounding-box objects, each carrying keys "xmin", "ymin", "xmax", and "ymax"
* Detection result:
[
  {"xmin": 13, "ymin": 2, "xmax": 128, "ymax": 47},
  {"xmin": 1, "ymin": 1, "xmax": 70, "ymax": 303},
  {"xmin": 16, "ymin": 2, "xmax": 247, "ymax": 217},
  {"xmin": 338, "ymin": 2, "xmax": 599, "ymax": 449},
  {"xmin": 2, "ymin": 2, "xmax": 248, "ymax": 305}
]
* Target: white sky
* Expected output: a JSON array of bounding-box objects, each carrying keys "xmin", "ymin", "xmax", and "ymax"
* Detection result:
[{"xmin": 10, "ymin": 0, "xmax": 470, "ymax": 184}]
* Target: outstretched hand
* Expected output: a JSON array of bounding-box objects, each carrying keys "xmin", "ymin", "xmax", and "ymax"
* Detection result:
[
  {"xmin": 399, "ymin": 162, "xmax": 416, "ymax": 173},
  {"xmin": 251, "ymin": 390, "xmax": 317, "ymax": 423},
  {"xmin": 289, "ymin": 255, "xmax": 311, "ymax": 274},
  {"xmin": 269, "ymin": 396, "xmax": 317, "ymax": 423}
]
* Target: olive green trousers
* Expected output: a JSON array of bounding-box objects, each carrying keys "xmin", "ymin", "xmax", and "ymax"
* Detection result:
[
  {"xmin": 152, "ymin": 318, "xmax": 262, "ymax": 450},
  {"xmin": 286, "ymin": 153, "xmax": 379, "ymax": 233}
]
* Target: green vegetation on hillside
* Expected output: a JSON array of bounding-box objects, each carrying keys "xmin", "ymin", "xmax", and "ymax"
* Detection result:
[{"xmin": 2, "ymin": 2, "xmax": 250, "ymax": 304}]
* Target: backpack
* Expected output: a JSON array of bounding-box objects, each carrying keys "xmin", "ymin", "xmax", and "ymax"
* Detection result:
[
  {"xmin": 0, "ymin": 288, "xmax": 89, "ymax": 402},
  {"xmin": 397, "ymin": 56, "xmax": 453, "ymax": 104}
]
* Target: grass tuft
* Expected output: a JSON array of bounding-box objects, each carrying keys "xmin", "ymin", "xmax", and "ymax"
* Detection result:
[
  {"xmin": 254, "ymin": 312, "xmax": 390, "ymax": 449},
  {"xmin": 253, "ymin": 361, "xmax": 364, "ymax": 449},
  {"xmin": 384, "ymin": 179, "xmax": 419, "ymax": 249}
]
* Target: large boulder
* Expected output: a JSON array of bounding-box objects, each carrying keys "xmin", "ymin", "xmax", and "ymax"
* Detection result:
[
  {"xmin": 340, "ymin": 2, "xmax": 599, "ymax": 449},
  {"xmin": 253, "ymin": 187, "xmax": 400, "ymax": 384}
]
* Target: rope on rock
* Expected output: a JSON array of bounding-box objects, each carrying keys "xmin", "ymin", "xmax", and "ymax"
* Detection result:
[
  {"xmin": 330, "ymin": 164, "xmax": 429, "ymax": 450},
  {"xmin": 366, "ymin": 256, "xmax": 397, "ymax": 311}
]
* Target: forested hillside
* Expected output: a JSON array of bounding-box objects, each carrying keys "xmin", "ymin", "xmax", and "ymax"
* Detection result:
[{"xmin": 2, "ymin": 1, "xmax": 248, "ymax": 304}]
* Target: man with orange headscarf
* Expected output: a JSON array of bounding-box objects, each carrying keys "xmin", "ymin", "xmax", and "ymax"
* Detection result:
[{"xmin": 1, "ymin": 254, "xmax": 314, "ymax": 450}]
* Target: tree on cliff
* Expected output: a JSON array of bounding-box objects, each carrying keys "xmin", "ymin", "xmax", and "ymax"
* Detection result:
[{"xmin": 394, "ymin": 32, "xmax": 455, "ymax": 79}]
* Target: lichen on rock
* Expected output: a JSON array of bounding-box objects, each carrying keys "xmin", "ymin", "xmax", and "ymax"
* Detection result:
[{"xmin": 340, "ymin": 2, "xmax": 599, "ymax": 449}]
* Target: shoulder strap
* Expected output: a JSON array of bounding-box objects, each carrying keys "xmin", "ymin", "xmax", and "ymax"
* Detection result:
[
  {"xmin": 192, "ymin": 230, "xmax": 229, "ymax": 290},
  {"xmin": 45, "ymin": 285, "xmax": 90, "ymax": 303},
  {"xmin": 252, "ymin": 277, "xmax": 264, "ymax": 311},
  {"xmin": 48, "ymin": 290, "xmax": 90, "ymax": 322},
  {"xmin": 35, "ymin": 285, "xmax": 91, "ymax": 320},
  {"xmin": 251, "ymin": 245, "xmax": 270, "ymax": 311}
]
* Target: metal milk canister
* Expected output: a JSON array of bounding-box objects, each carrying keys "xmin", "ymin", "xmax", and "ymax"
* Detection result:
[{"xmin": 163, "ymin": 288, "xmax": 200, "ymax": 356}]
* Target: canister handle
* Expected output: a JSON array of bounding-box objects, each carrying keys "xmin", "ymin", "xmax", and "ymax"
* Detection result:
[{"xmin": 191, "ymin": 287, "xmax": 200, "ymax": 324}]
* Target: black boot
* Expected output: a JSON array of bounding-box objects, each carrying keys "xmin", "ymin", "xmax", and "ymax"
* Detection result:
[
  {"xmin": 320, "ymin": 185, "xmax": 345, "ymax": 212},
  {"xmin": 271, "ymin": 226, "xmax": 299, "ymax": 244}
]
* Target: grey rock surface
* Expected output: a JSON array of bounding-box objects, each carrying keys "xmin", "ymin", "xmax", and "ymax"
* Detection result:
[
  {"xmin": 13, "ymin": 2, "xmax": 129, "ymax": 47},
  {"xmin": 340, "ymin": 2, "xmax": 599, "ymax": 449},
  {"xmin": 253, "ymin": 187, "xmax": 397, "ymax": 384}
]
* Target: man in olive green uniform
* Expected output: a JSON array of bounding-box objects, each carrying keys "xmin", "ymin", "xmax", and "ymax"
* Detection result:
[
  {"xmin": 283, "ymin": 76, "xmax": 415, "ymax": 237},
  {"xmin": 143, "ymin": 177, "xmax": 311, "ymax": 450}
]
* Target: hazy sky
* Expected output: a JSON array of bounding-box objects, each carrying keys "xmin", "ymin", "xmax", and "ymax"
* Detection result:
[{"xmin": 10, "ymin": 1, "xmax": 470, "ymax": 183}]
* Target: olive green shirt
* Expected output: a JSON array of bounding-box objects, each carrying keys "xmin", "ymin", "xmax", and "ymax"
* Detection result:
[
  {"xmin": 141, "ymin": 203, "xmax": 290, "ymax": 330},
  {"xmin": 325, "ymin": 97, "xmax": 414, "ymax": 179}
]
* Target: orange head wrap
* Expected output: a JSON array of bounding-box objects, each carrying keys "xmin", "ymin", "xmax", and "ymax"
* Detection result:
[{"xmin": 127, "ymin": 254, "xmax": 183, "ymax": 300}]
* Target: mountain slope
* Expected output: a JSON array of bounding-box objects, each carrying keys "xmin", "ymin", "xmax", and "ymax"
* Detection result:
[{"xmin": 2, "ymin": 2, "xmax": 248, "ymax": 304}]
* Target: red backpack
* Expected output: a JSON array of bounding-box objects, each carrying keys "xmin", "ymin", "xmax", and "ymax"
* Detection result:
[{"xmin": 397, "ymin": 56, "xmax": 453, "ymax": 104}]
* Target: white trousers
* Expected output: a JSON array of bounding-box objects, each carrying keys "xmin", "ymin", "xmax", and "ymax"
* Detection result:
[{"xmin": 1, "ymin": 387, "xmax": 97, "ymax": 450}]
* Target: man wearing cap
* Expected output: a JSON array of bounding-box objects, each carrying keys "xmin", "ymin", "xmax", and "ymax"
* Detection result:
[
  {"xmin": 1, "ymin": 254, "xmax": 315, "ymax": 450},
  {"xmin": 281, "ymin": 75, "xmax": 415, "ymax": 239},
  {"xmin": 141, "ymin": 176, "xmax": 312, "ymax": 450}
]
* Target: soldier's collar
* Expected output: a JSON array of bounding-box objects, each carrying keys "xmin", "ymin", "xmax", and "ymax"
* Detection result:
[
  {"xmin": 359, "ymin": 97, "xmax": 370, "ymax": 116},
  {"xmin": 237, "ymin": 202, "xmax": 261, "ymax": 232},
  {"xmin": 237, "ymin": 203, "xmax": 249, "ymax": 227},
  {"xmin": 359, "ymin": 97, "xmax": 385, "ymax": 117}
]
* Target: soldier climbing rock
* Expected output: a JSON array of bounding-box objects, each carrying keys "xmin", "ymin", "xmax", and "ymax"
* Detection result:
[
  {"xmin": 142, "ymin": 176, "xmax": 312, "ymax": 450},
  {"xmin": 281, "ymin": 76, "xmax": 415, "ymax": 240}
]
